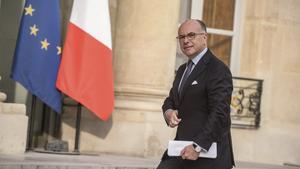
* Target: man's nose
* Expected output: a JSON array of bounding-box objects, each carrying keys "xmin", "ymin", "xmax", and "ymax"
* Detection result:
[{"xmin": 183, "ymin": 38, "xmax": 189, "ymax": 44}]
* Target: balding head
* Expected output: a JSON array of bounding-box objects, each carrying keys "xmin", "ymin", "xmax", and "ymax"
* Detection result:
[{"xmin": 178, "ymin": 19, "xmax": 207, "ymax": 35}]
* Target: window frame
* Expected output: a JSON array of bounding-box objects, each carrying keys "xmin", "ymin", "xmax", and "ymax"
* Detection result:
[{"xmin": 190, "ymin": 0, "xmax": 243, "ymax": 76}]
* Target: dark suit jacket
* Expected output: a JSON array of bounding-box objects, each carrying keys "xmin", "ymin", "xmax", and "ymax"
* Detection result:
[{"xmin": 161, "ymin": 49, "xmax": 235, "ymax": 169}]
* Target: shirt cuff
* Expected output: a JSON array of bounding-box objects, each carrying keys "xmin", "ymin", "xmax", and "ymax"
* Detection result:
[{"xmin": 193, "ymin": 142, "xmax": 207, "ymax": 153}]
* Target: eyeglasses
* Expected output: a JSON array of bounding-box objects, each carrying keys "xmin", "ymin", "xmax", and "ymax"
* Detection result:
[{"xmin": 176, "ymin": 32, "xmax": 206, "ymax": 41}]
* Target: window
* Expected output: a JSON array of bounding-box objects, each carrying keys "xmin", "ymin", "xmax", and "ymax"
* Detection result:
[{"xmin": 176, "ymin": 0, "xmax": 243, "ymax": 75}]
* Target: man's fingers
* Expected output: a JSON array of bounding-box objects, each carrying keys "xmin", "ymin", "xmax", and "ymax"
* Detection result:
[
  {"xmin": 180, "ymin": 147, "xmax": 186, "ymax": 156},
  {"xmin": 168, "ymin": 110, "xmax": 181, "ymax": 127},
  {"xmin": 169, "ymin": 122, "xmax": 175, "ymax": 128},
  {"xmin": 169, "ymin": 121, "xmax": 179, "ymax": 127},
  {"xmin": 174, "ymin": 118, "xmax": 181, "ymax": 124},
  {"xmin": 180, "ymin": 145, "xmax": 199, "ymax": 161},
  {"xmin": 181, "ymin": 151, "xmax": 188, "ymax": 160},
  {"xmin": 173, "ymin": 115, "xmax": 180, "ymax": 120},
  {"xmin": 169, "ymin": 123, "xmax": 177, "ymax": 128},
  {"xmin": 172, "ymin": 114, "xmax": 181, "ymax": 123}
]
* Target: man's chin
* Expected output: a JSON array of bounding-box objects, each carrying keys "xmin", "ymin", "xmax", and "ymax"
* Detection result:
[
  {"xmin": 184, "ymin": 52, "xmax": 196, "ymax": 58},
  {"xmin": 183, "ymin": 50, "xmax": 192, "ymax": 55}
]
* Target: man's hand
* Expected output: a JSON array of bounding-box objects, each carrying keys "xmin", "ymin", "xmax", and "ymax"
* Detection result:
[
  {"xmin": 180, "ymin": 144, "xmax": 200, "ymax": 160},
  {"xmin": 165, "ymin": 109, "xmax": 181, "ymax": 128}
]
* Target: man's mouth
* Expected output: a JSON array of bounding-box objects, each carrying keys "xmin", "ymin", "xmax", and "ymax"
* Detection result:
[{"xmin": 184, "ymin": 46, "xmax": 192, "ymax": 50}]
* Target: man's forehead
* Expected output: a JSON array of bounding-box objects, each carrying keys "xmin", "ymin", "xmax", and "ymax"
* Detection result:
[{"xmin": 179, "ymin": 21, "xmax": 201, "ymax": 34}]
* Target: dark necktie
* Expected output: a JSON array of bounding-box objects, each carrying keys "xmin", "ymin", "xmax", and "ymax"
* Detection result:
[{"xmin": 179, "ymin": 60, "xmax": 193, "ymax": 98}]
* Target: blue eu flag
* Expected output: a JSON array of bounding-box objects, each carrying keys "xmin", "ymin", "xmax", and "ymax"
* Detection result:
[{"xmin": 11, "ymin": 0, "xmax": 61, "ymax": 113}]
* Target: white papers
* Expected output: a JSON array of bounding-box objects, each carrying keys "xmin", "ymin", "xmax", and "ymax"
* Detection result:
[{"xmin": 167, "ymin": 140, "xmax": 217, "ymax": 158}]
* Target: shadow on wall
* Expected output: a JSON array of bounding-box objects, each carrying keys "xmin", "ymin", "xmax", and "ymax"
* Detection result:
[
  {"xmin": 0, "ymin": 0, "xmax": 24, "ymax": 102},
  {"xmin": 62, "ymin": 96, "xmax": 113, "ymax": 139}
]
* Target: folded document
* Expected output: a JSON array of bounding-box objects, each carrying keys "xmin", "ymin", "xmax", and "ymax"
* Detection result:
[{"xmin": 167, "ymin": 140, "xmax": 217, "ymax": 158}]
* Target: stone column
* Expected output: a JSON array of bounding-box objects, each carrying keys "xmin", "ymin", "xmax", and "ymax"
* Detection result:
[
  {"xmin": 75, "ymin": 0, "xmax": 180, "ymax": 157},
  {"xmin": 114, "ymin": 0, "xmax": 180, "ymax": 157},
  {"xmin": 113, "ymin": 0, "xmax": 180, "ymax": 95}
]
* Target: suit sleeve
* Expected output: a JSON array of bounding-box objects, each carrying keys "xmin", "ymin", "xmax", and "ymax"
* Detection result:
[
  {"xmin": 162, "ymin": 65, "xmax": 185, "ymax": 124},
  {"xmin": 193, "ymin": 62, "xmax": 233, "ymax": 151},
  {"xmin": 162, "ymin": 88, "xmax": 175, "ymax": 113},
  {"xmin": 161, "ymin": 83, "xmax": 176, "ymax": 126}
]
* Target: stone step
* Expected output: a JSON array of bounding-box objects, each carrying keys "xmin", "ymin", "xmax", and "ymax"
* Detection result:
[
  {"xmin": 0, "ymin": 113, "xmax": 28, "ymax": 153},
  {"xmin": 1, "ymin": 152, "xmax": 299, "ymax": 169},
  {"xmin": 0, "ymin": 103, "xmax": 26, "ymax": 115},
  {"xmin": 0, "ymin": 152, "xmax": 158, "ymax": 169},
  {"xmin": 0, "ymin": 165, "xmax": 155, "ymax": 169},
  {"xmin": 0, "ymin": 101, "xmax": 27, "ymax": 154}
]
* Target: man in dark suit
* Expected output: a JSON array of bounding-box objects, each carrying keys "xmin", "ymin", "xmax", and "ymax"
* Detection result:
[{"xmin": 156, "ymin": 19, "xmax": 235, "ymax": 169}]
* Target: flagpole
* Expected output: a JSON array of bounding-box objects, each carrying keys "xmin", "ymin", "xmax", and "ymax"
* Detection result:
[
  {"xmin": 74, "ymin": 103, "xmax": 81, "ymax": 153},
  {"xmin": 54, "ymin": 111, "xmax": 61, "ymax": 138},
  {"xmin": 26, "ymin": 94, "xmax": 36, "ymax": 151}
]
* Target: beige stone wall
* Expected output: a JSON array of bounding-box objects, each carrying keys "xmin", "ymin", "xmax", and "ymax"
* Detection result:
[{"xmin": 232, "ymin": 0, "xmax": 300, "ymax": 165}]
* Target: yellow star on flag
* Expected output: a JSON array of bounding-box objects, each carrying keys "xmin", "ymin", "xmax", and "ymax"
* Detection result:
[
  {"xmin": 57, "ymin": 46, "xmax": 62, "ymax": 55},
  {"xmin": 41, "ymin": 38, "xmax": 50, "ymax": 50},
  {"xmin": 30, "ymin": 24, "xmax": 39, "ymax": 36},
  {"xmin": 24, "ymin": 4, "xmax": 35, "ymax": 16}
]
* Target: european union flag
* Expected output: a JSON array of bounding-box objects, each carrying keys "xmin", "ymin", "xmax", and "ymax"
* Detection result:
[{"xmin": 11, "ymin": 0, "xmax": 61, "ymax": 113}]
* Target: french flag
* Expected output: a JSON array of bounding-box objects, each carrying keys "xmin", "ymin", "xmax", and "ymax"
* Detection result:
[{"xmin": 56, "ymin": 0, "xmax": 114, "ymax": 120}]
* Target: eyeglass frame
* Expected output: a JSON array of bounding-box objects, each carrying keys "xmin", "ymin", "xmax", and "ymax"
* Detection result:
[{"xmin": 176, "ymin": 32, "xmax": 206, "ymax": 41}]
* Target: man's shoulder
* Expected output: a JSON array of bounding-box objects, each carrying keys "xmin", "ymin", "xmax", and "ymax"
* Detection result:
[
  {"xmin": 177, "ymin": 63, "xmax": 187, "ymax": 72},
  {"xmin": 207, "ymin": 51, "xmax": 229, "ymax": 69},
  {"xmin": 206, "ymin": 50, "xmax": 232, "ymax": 76}
]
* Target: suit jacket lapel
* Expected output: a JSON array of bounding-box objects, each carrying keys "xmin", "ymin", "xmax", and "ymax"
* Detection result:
[
  {"xmin": 174, "ymin": 66, "xmax": 185, "ymax": 105},
  {"xmin": 179, "ymin": 50, "xmax": 212, "ymax": 102}
]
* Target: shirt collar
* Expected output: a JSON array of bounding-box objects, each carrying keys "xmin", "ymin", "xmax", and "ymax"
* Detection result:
[{"xmin": 190, "ymin": 48, "xmax": 208, "ymax": 65}]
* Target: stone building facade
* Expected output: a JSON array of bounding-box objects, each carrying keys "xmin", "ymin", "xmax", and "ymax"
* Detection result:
[{"xmin": 0, "ymin": 0, "xmax": 299, "ymax": 166}]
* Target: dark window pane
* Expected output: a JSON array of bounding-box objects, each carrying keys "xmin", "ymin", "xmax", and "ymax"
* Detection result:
[
  {"xmin": 208, "ymin": 34, "xmax": 232, "ymax": 66},
  {"xmin": 203, "ymin": 0, "xmax": 235, "ymax": 30}
]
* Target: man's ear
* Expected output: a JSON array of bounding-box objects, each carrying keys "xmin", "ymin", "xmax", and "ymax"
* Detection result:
[{"xmin": 203, "ymin": 33, "xmax": 208, "ymax": 40}]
